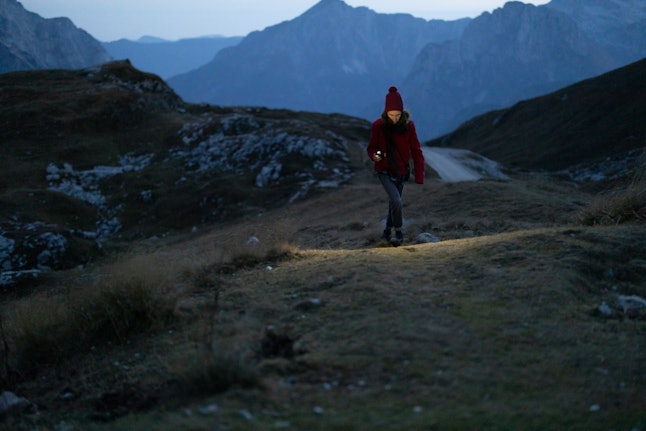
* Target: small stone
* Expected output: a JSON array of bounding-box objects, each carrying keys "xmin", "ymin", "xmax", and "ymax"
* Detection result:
[
  {"xmin": 416, "ymin": 232, "xmax": 440, "ymax": 243},
  {"xmin": 198, "ymin": 403, "xmax": 218, "ymax": 415},
  {"xmin": 239, "ymin": 409, "xmax": 253, "ymax": 420},
  {"xmin": 597, "ymin": 302, "xmax": 612, "ymax": 317}
]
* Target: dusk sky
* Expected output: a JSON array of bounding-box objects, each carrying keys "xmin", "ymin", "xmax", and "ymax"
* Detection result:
[{"xmin": 19, "ymin": 0, "xmax": 551, "ymax": 42}]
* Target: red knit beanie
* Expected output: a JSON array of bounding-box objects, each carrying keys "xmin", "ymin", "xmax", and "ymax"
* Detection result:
[{"xmin": 384, "ymin": 86, "xmax": 404, "ymax": 112}]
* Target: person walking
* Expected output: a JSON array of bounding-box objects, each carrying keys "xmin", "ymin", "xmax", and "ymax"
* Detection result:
[{"xmin": 366, "ymin": 86, "xmax": 425, "ymax": 246}]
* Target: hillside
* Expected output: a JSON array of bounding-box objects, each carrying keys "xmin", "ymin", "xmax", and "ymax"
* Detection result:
[
  {"xmin": 428, "ymin": 58, "xmax": 646, "ymax": 172},
  {"xmin": 1, "ymin": 180, "xmax": 645, "ymax": 430},
  {"xmin": 0, "ymin": 60, "xmax": 645, "ymax": 429},
  {"xmin": 0, "ymin": 60, "xmax": 372, "ymax": 286}
]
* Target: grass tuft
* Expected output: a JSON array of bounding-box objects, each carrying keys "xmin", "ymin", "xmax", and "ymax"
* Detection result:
[
  {"xmin": 8, "ymin": 257, "xmax": 179, "ymax": 374},
  {"xmin": 174, "ymin": 349, "xmax": 263, "ymax": 398},
  {"xmin": 577, "ymin": 180, "xmax": 646, "ymax": 225}
]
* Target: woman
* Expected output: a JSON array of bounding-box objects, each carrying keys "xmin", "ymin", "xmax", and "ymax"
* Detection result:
[{"xmin": 366, "ymin": 86, "xmax": 425, "ymax": 246}]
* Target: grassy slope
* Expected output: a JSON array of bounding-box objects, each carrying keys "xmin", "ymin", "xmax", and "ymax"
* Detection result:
[
  {"xmin": 0, "ymin": 60, "xmax": 644, "ymax": 430},
  {"xmin": 428, "ymin": 58, "xmax": 646, "ymax": 171},
  {"xmin": 2, "ymin": 176, "xmax": 644, "ymax": 430}
]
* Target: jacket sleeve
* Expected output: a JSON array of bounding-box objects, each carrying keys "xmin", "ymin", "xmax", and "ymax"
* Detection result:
[
  {"xmin": 367, "ymin": 120, "xmax": 390, "ymax": 172},
  {"xmin": 366, "ymin": 120, "xmax": 380, "ymax": 161},
  {"xmin": 408, "ymin": 122, "xmax": 425, "ymax": 184}
]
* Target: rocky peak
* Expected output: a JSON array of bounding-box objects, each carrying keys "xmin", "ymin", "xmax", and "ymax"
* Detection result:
[
  {"xmin": 0, "ymin": 0, "xmax": 111, "ymax": 73},
  {"xmin": 546, "ymin": 0, "xmax": 646, "ymax": 63}
]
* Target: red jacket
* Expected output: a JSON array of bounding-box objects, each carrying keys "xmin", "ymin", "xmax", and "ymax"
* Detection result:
[{"xmin": 367, "ymin": 118, "xmax": 425, "ymax": 184}]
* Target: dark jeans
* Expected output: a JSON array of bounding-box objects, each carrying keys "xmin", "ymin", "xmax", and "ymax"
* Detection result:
[{"xmin": 377, "ymin": 172, "xmax": 405, "ymax": 230}]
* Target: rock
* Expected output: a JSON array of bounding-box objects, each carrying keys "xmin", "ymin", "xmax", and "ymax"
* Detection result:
[
  {"xmin": 416, "ymin": 232, "xmax": 440, "ymax": 243},
  {"xmin": 0, "ymin": 391, "xmax": 31, "ymax": 415},
  {"xmin": 597, "ymin": 301, "xmax": 613, "ymax": 317},
  {"xmin": 616, "ymin": 295, "xmax": 646, "ymax": 317}
]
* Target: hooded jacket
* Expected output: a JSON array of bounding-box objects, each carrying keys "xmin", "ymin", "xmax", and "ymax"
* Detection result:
[{"xmin": 366, "ymin": 111, "xmax": 425, "ymax": 184}]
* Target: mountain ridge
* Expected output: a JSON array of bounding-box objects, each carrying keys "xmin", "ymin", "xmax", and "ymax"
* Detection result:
[
  {"xmin": 404, "ymin": 1, "xmax": 618, "ymax": 138},
  {"xmin": 0, "ymin": 0, "xmax": 111, "ymax": 73},
  {"xmin": 103, "ymin": 35, "xmax": 243, "ymax": 79},
  {"xmin": 168, "ymin": 0, "xmax": 469, "ymax": 117},
  {"xmin": 167, "ymin": 0, "xmax": 645, "ymax": 141}
]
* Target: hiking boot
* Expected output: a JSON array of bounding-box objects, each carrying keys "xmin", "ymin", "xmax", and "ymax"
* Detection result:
[
  {"xmin": 391, "ymin": 230, "xmax": 404, "ymax": 247},
  {"xmin": 380, "ymin": 228, "xmax": 392, "ymax": 241}
]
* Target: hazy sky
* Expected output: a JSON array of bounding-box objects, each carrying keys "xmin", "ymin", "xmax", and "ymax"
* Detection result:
[{"xmin": 19, "ymin": 0, "xmax": 552, "ymax": 42}]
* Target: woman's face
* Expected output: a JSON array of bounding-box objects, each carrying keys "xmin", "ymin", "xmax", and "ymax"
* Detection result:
[{"xmin": 387, "ymin": 110, "xmax": 402, "ymax": 123}]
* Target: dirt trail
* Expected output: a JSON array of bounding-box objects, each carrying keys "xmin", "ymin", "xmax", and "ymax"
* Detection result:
[{"xmin": 422, "ymin": 147, "xmax": 507, "ymax": 182}]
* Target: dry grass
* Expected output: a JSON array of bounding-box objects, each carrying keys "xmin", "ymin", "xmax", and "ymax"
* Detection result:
[
  {"xmin": 578, "ymin": 180, "xmax": 646, "ymax": 225},
  {"xmin": 2, "ymin": 175, "xmax": 644, "ymax": 430},
  {"xmin": 5, "ymin": 254, "xmax": 179, "ymax": 375},
  {"xmin": 2, "ymin": 61, "xmax": 644, "ymax": 430}
]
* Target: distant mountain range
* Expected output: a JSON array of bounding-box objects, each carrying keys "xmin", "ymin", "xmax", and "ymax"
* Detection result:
[
  {"xmin": 103, "ymin": 35, "xmax": 243, "ymax": 79},
  {"xmin": 0, "ymin": 0, "xmax": 111, "ymax": 73},
  {"xmin": 3, "ymin": 0, "xmax": 645, "ymax": 142},
  {"xmin": 169, "ymin": 0, "xmax": 470, "ymax": 126},
  {"xmin": 168, "ymin": 0, "xmax": 646, "ymax": 140}
]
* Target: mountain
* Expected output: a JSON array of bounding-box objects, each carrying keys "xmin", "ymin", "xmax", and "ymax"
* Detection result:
[
  {"xmin": 546, "ymin": 0, "xmax": 646, "ymax": 64},
  {"xmin": 103, "ymin": 35, "xmax": 243, "ymax": 79},
  {"xmin": 167, "ymin": 0, "xmax": 645, "ymax": 141},
  {"xmin": 403, "ymin": 1, "xmax": 617, "ymax": 139},
  {"xmin": 168, "ymin": 0, "xmax": 469, "ymax": 116},
  {"xmin": 0, "ymin": 0, "xmax": 111, "ymax": 74},
  {"xmin": 428, "ymin": 57, "xmax": 646, "ymax": 172}
]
